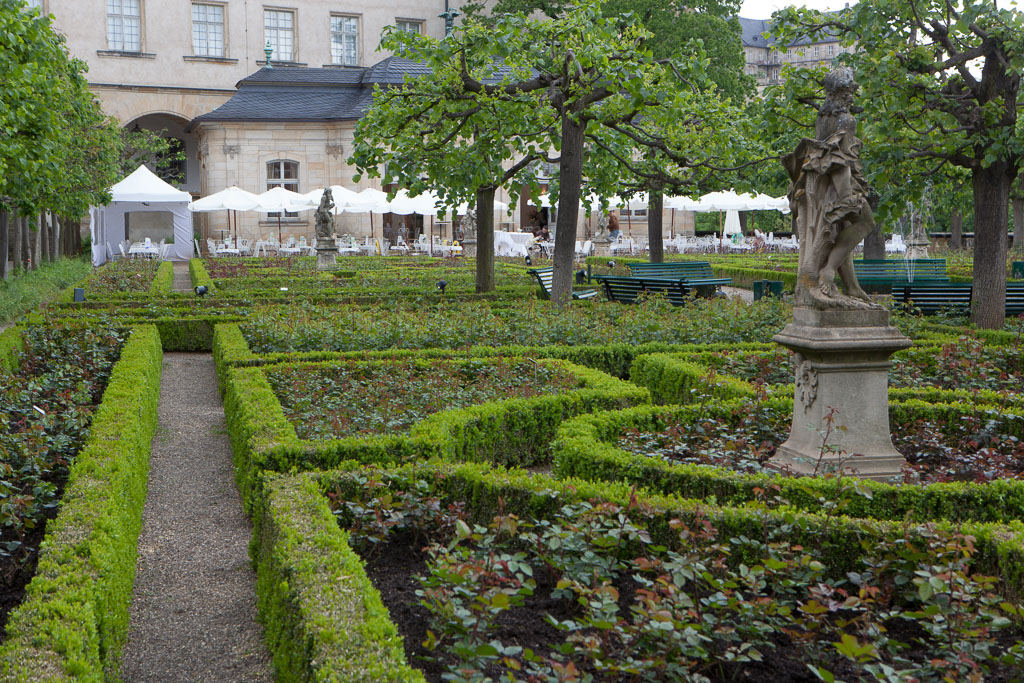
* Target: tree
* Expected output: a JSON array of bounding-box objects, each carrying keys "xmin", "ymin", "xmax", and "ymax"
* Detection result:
[
  {"xmin": 1, "ymin": 0, "xmax": 122, "ymax": 271},
  {"xmin": 773, "ymin": 0, "xmax": 1024, "ymax": 328},
  {"xmin": 356, "ymin": 0, "xmax": 753, "ymax": 302},
  {"xmin": 350, "ymin": 22, "xmax": 555, "ymax": 293}
]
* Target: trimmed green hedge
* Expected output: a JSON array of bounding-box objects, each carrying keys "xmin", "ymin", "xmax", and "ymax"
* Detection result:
[
  {"xmin": 249, "ymin": 461, "xmax": 1024, "ymax": 680},
  {"xmin": 189, "ymin": 258, "xmax": 215, "ymax": 293},
  {"xmin": 223, "ymin": 357, "xmax": 649, "ymax": 510},
  {"xmin": 148, "ymin": 261, "xmax": 174, "ymax": 296},
  {"xmin": 0, "ymin": 325, "xmax": 24, "ymax": 373},
  {"xmin": 212, "ymin": 322, "xmax": 774, "ymax": 389},
  {"xmin": 252, "ymin": 473, "xmax": 426, "ymax": 682},
  {"xmin": 551, "ymin": 399, "xmax": 1024, "ymax": 524},
  {"xmin": 0, "ymin": 325, "xmax": 162, "ymax": 681}
]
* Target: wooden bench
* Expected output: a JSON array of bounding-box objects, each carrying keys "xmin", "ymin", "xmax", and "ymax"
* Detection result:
[
  {"xmin": 526, "ymin": 267, "xmax": 598, "ymax": 300},
  {"xmin": 626, "ymin": 261, "xmax": 731, "ymax": 297},
  {"xmin": 1006, "ymin": 284, "xmax": 1024, "ymax": 316},
  {"xmin": 893, "ymin": 283, "xmax": 1024, "ymax": 317},
  {"xmin": 592, "ymin": 275, "xmax": 702, "ymax": 306},
  {"xmin": 891, "ymin": 283, "xmax": 972, "ymax": 315},
  {"xmin": 628, "ymin": 260, "xmax": 733, "ymax": 283},
  {"xmin": 854, "ymin": 258, "xmax": 949, "ymax": 293}
]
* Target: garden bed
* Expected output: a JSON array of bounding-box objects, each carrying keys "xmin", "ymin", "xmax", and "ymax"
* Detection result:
[{"xmin": 0, "ymin": 322, "xmax": 127, "ymax": 632}]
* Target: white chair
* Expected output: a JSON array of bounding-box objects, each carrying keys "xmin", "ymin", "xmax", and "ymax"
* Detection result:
[{"xmin": 119, "ymin": 243, "xmax": 128, "ymax": 258}]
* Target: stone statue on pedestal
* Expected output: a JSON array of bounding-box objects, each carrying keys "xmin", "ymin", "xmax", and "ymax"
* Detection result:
[
  {"xmin": 314, "ymin": 188, "xmax": 338, "ymax": 270},
  {"xmin": 783, "ymin": 67, "xmax": 879, "ymax": 310},
  {"xmin": 772, "ymin": 67, "xmax": 911, "ymax": 481}
]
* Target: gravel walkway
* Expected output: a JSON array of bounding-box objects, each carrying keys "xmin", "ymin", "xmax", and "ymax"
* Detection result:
[
  {"xmin": 172, "ymin": 261, "xmax": 191, "ymax": 291},
  {"xmin": 120, "ymin": 353, "xmax": 273, "ymax": 682}
]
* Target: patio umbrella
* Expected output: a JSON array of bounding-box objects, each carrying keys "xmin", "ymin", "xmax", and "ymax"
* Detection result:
[
  {"xmin": 298, "ymin": 185, "xmax": 364, "ymax": 216},
  {"xmin": 188, "ymin": 186, "xmax": 260, "ymax": 250},
  {"xmin": 254, "ymin": 186, "xmax": 311, "ymax": 246}
]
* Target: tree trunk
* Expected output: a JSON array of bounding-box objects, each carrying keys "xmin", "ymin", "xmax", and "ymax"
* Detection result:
[
  {"xmin": 647, "ymin": 191, "xmax": 664, "ymax": 263},
  {"xmin": 475, "ymin": 186, "xmax": 496, "ymax": 293},
  {"xmin": 11, "ymin": 210, "xmax": 22, "ymax": 273},
  {"xmin": 1014, "ymin": 196, "xmax": 1024, "ymax": 251},
  {"xmin": 863, "ymin": 194, "xmax": 885, "ymax": 259},
  {"xmin": 39, "ymin": 214, "xmax": 49, "ymax": 265},
  {"xmin": 950, "ymin": 207, "xmax": 963, "ymax": 250},
  {"xmin": 550, "ymin": 113, "xmax": 585, "ymax": 304},
  {"xmin": 970, "ymin": 164, "xmax": 1010, "ymax": 328},
  {"xmin": 30, "ymin": 216, "xmax": 40, "ymax": 270},
  {"xmin": 52, "ymin": 213, "xmax": 61, "ymax": 260},
  {"xmin": 0, "ymin": 209, "xmax": 8, "ymax": 279}
]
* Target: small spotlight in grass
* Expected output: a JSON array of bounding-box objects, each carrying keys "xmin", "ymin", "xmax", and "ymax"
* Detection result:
[
  {"xmin": 525, "ymin": 254, "xmax": 533, "ymax": 267},
  {"xmin": 194, "ymin": 285, "xmax": 209, "ymax": 297},
  {"xmin": 575, "ymin": 269, "xmax": 586, "ymax": 285},
  {"xmin": 437, "ymin": 279, "xmax": 447, "ymax": 294},
  {"xmin": 607, "ymin": 260, "xmax": 615, "ymax": 268}
]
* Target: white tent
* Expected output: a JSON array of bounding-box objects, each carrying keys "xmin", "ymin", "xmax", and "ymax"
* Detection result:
[
  {"xmin": 666, "ymin": 190, "xmax": 790, "ymax": 213},
  {"xmin": 89, "ymin": 165, "xmax": 194, "ymax": 266}
]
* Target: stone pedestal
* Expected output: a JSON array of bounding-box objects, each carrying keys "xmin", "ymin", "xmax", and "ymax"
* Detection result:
[
  {"xmin": 593, "ymin": 236, "xmax": 612, "ymax": 258},
  {"xmin": 771, "ymin": 308, "xmax": 912, "ymax": 480},
  {"xmin": 316, "ymin": 246, "xmax": 338, "ymax": 270},
  {"xmin": 461, "ymin": 239, "xmax": 478, "ymax": 259}
]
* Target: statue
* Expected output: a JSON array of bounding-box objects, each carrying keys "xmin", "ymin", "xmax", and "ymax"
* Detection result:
[
  {"xmin": 460, "ymin": 208, "xmax": 477, "ymax": 240},
  {"xmin": 783, "ymin": 67, "xmax": 880, "ymax": 310},
  {"xmin": 314, "ymin": 188, "xmax": 337, "ymax": 270},
  {"xmin": 314, "ymin": 187, "xmax": 335, "ymax": 240}
]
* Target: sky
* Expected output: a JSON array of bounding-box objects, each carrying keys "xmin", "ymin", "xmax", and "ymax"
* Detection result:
[{"xmin": 738, "ymin": 0, "xmax": 857, "ymax": 20}]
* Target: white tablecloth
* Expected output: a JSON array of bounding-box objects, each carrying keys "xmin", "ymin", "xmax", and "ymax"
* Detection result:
[
  {"xmin": 494, "ymin": 230, "xmax": 534, "ymax": 257},
  {"xmin": 128, "ymin": 243, "xmax": 159, "ymax": 257}
]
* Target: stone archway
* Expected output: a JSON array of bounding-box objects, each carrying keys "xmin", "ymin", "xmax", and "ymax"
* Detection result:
[{"xmin": 124, "ymin": 113, "xmax": 200, "ymax": 195}]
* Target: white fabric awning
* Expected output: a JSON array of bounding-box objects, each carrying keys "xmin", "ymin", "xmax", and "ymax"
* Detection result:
[{"xmin": 111, "ymin": 165, "xmax": 192, "ymax": 203}]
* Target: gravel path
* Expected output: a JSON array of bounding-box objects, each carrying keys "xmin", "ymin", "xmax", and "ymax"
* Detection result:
[
  {"xmin": 120, "ymin": 353, "xmax": 273, "ymax": 682},
  {"xmin": 172, "ymin": 261, "xmax": 191, "ymax": 291}
]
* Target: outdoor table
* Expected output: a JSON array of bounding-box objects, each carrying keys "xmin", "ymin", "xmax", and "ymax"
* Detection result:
[{"xmin": 128, "ymin": 242, "xmax": 160, "ymax": 258}]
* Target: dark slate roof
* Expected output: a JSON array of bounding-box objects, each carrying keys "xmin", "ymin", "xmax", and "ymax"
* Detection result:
[
  {"xmin": 237, "ymin": 66, "xmax": 366, "ymax": 87},
  {"xmin": 190, "ymin": 58, "xmax": 429, "ymax": 126},
  {"xmin": 362, "ymin": 56, "xmax": 433, "ymax": 85},
  {"xmin": 739, "ymin": 18, "xmax": 771, "ymax": 49},
  {"xmin": 738, "ymin": 14, "xmax": 844, "ymax": 49}
]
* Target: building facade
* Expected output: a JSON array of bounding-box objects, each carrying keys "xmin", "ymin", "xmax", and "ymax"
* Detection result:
[{"xmin": 739, "ymin": 16, "xmax": 853, "ymax": 90}]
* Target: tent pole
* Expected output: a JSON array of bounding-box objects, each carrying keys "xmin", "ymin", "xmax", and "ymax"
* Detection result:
[{"xmin": 670, "ymin": 209, "xmax": 675, "ymax": 240}]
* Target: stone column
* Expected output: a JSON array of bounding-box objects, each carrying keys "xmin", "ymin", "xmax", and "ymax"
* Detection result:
[
  {"xmin": 316, "ymin": 244, "xmax": 338, "ymax": 270},
  {"xmin": 772, "ymin": 308, "xmax": 912, "ymax": 480}
]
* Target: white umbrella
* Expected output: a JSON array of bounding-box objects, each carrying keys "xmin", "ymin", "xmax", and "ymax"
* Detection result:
[
  {"xmin": 299, "ymin": 185, "xmax": 364, "ymax": 214},
  {"xmin": 188, "ymin": 186, "xmax": 261, "ymax": 249},
  {"xmin": 723, "ymin": 210, "xmax": 742, "ymax": 236},
  {"xmin": 255, "ymin": 187, "xmax": 311, "ymax": 245}
]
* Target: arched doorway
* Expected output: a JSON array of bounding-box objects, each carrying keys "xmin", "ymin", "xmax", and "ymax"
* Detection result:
[{"xmin": 122, "ymin": 113, "xmax": 200, "ymax": 245}]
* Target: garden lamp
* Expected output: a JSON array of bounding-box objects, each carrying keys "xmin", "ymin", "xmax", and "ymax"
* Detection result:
[
  {"xmin": 194, "ymin": 285, "xmax": 209, "ymax": 297},
  {"xmin": 437, "ymin": 279, "xmax": 447, "ymax": 294}
]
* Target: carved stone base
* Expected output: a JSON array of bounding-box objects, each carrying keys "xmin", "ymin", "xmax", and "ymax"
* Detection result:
[
  {"xmin": 771, "ymin": 307, "xmax": 912, "ymax": 481},
  {"xmin": 316, "ymin": 246, "xmax": 338, "ymax": 270},
  {"xmin": 461, "ymin": 239, "xmax": 478, "ymax": 258}
]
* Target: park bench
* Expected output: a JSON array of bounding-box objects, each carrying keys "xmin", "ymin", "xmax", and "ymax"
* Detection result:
[
  {"xmin": 892, "ymin": 282, "xmax": 1024, "ymax": 317},
  {"xmin": 629, "ymin": 261, "xmax": 732, "ymax": 284},
  {"xmin": 526, "ymin": 267, "xmax": 598, "ymax": 300},
  {"xmin": 854, "ymin": 258, "xmax": 949, "ymax": 293},
  {"xmin": 592, "ymin": 275, "xmax": 704, "ymax": 306},
  {"xmin": 626, "ymin": 261, "xmax": 732, "ymax": 296},
  {"xmin": 890, "ymin": 283, "xmax": 971, "ymax": 315}
]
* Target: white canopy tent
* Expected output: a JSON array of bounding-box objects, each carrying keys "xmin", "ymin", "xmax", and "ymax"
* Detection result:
[{"xmin": 89, "ymin": 165, "xmax": 193, "ymax": 266}]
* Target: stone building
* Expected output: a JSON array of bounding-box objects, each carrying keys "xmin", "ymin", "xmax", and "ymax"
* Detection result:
[{"xmin": 740, "ymin": 15, "xmax": 853, "ymax": 91}]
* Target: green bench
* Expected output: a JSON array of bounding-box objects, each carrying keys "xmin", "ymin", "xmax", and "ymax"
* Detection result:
[
  {"xmin": 626, "ymin": 261, "xmax": 731, "ymax": 297},
  {"xmin": 854, "ymin": 258, "xmax": 949, "ymax": 293},
  {"xmin": 526, "ymin": 267, "xmax": 598, "ymax": 300},
  {"xmin": 891, "ymin": 283, "xmax": 971, "ymax": 315},
  {"xmin": 628, "ymin": 261, "xmax": 731, "ymax": 282},
  {"xmin": 892, "ymin": 283, "xmax": 1024, "ymax": 317},
  {"xmin": 592, "ymin": 275, "xmax": 705, "ymax": 306}
]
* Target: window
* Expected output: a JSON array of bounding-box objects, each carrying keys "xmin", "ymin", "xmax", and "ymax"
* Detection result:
[
  {"xmin": 192, "ymin": 3, "xmax": 224, "ymax": 57},
  {"xmin": 107, "ymin": 0, "xmax": 141, "ymax": 52},
  {"xmin": 25, "ymin": 0, "xmax": 43, "ymax": 11},
  {"xmin": 266, "ymin": 160, "xmax": 299, "ymax": 218},
  {"xmin": 813, "ymin": 45, "xmax": 820, "ymax": 57},
  {"xmin": 396, "ymin": 19, "xmax": 422, "ymax": 34},
  {"xmin": 828, "ymin": 44, "xmax": 835, "ymax": 56},
  {"xmin": 330, "ymin": 15, "xmax": 358, "ymax": 65},
  {"xmin": 264, "ymin": 9, "xmax": 294, "ymax": 62}
]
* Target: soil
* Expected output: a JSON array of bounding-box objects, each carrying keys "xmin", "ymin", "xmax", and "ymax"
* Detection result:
[
  {"xmin": 362, "ymin": 534, "xmax": 1024, "ymax": 682},
  {"xmin": 0, "ymin": 505, "xmax": 60, "ymax": 636}
]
